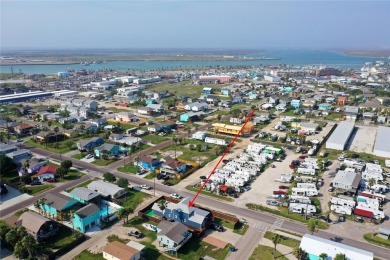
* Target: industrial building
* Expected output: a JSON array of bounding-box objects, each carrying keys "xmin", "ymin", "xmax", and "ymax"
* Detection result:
[
  {"xmin": 300, "ymin": 234, "xmax": 373, "ymax": 260},
  {"xmin": 326, "ymin": 122, "xmax": 355, "ymax": 150},
  {"xmin": 0, "ymin": 91, "xmax": 52, "ymax": 104},
  {"xmin": 373, "ymin": 126, "xmax": 390, "ymax": 158},
  {"xmin": 51, "ymin": 90, "xmax": 78, "ymax": 98}
]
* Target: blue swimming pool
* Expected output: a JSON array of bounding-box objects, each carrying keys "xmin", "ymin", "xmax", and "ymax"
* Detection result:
[{"xmin": 99, "ymin": 207, "xmax": 114, "ymax": 217}]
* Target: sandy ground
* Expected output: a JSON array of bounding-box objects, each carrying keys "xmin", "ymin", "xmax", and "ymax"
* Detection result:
[{"xmin": 349, "ymin": 125, "xmax": 377, "ymax": 154}]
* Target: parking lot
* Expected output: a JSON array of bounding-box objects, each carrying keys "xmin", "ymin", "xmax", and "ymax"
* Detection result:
[{"xmin": 349, "ymin": 125, "xmax": 377, "ymax": 154}]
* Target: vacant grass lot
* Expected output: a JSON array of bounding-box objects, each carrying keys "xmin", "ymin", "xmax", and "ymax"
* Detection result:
[
  {"xmin": 118, "ymin": 188, "xmax": 152, "ymax": 211},
  {"xmin": 25, "ymin": 139, "xmax": 78, "ymax": 154},
  {"xmin": 249, "ymin": 245, "xmax": 288, "ymax": 260},
  {"xmin": 143, "ymin": 134, "xmax": 169, "ymax": 144},
  {"xmin": 176, "ymin": 237, "xmax": 231, "ymax": 260},
  {"xmin": 117, "ymin": 163, "xmax": 140, "ymax": 174},
  {"xmin": 42, "ymin": 225, "xmax": 82, "ymax": 249},
  {"xmin": 24, "ymin": 184, "xmax": 55, "ymax": 195},
  {"xmin": 92, "ymin": 158, "xmax": 118, "ymax": 166},
  {"xmin": 74, "ymin": 250, "xmax": 104, "ymax": 260},
  {"xmin": 363, "ymin": 233, "xmax": 390, "ymax": 249},
  {"xmin": 263, "ymin": 231, "xmax": 300, "ymax": 248}
]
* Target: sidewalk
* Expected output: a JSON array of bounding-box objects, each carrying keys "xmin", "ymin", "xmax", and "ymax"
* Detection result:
[
  {"xmin": 274, "ymin": 230, "xmax": 302, "ymax": 241},
  {"xmin": 260, "ymin": 238, "xmax": 296, "ymax": 260}
]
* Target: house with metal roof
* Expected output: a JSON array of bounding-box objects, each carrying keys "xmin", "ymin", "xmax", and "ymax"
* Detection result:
[
  {"xmin": 69, "ymin": 187, "xmax": 101, "ymax": 204},
  {"xmin": 16, "ymin": 211, "xmax": 58, "ymax": 241},
  {"xmin": 103, "ymin": 241, "xmax": 142, "ymax": 260},
  {"xmin": 373, "ymin": 126, "xmax": 390, "ymax": 158},
  {"xmin": 333, "ymin": 169, "xmax": 361, "ymax": 193},
  {"xmin": 157, "ymin": 221, "xmax": 192, "ymax": 253},
  {"xmin": 0, "ymin": 143, "xmax": 17, "ymax": 154},
  {"xmin": 41, "ymin": 193, "xmax": 78, "ymax": 218},
  {"xmin": 94, "ymin": 143, "xmax": 120, "ymax": 158},
  {"xmin": 73, "ymin": 203, "xmax": 101, "ymax": 233},
  {"xmin": 326, "ymin": 122, "xmax": 355, "ymax": 150},
  {"xmin": 87, "ymin": 180, "xmax": 127, "ymax": 199},
  {"xmin": 300, "ymin": 234, "xmax": 373, "ymax": 260}
]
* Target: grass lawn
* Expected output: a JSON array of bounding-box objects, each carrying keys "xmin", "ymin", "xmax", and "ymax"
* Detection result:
[
  {"xmin": 246, "ymin": 203, "xmax": 329, "ymax": 230},
  {"xmin": 144, "ymin": 171, "xmax": 156, "ymax": 179},
  {"xmin": 42, "ymin": 225, "xmax": 82, "ymax": 249},
  {"xmin": 124, "ymin": 217, "xmax": 158, "ymax": 242},
  {"xmin": 176, "ymin": 236, "xmax": 231, "ymax": 260},
  {"xmin": 310, "ymin": 198, "xmax": 322, "ymax": 214},
  {"xmin": 143, "ymin": 134, "xmax": 169, "ymax": 144},
  {"xmin": 24, "ymin": 184, "xmax": 55, "ymax": 195},
  {"xmin": 72, "ymin": 152, "xmax": 87, "ymax": 160},
  {"xmin": 324, "ymin": 112, "xmax": 343, "ymax": 121},
  {"xmin": 186, "ymin": 185, "xmax": 234, "ymax": 202},
  {"xmin": 117, "ymin": 163, "xmax": 140, "ymax": 174},
  {"xmin": 263, "ymin": 231, "xmax": 300, "ymax": 248},
  {"xmin": 25, "ymin": 139, "xmax": 77, "ymax": 154},
  {"xmin": 107, "ymin": 234, "xmax": 130, "ymax": 244},
  {"xmin": 59, "ymin": 169, "xmax": 84, "ymax": 181},
  {"xmin": 363, "ymin": 233, "xmax": 390, "ymax": 249},
  {"xmin": 74, "ymin": 250, "xmax": 104, "ymax": 260},
  {"xmin": 66, "ymin": 179, "xmax": 96, "ymax": 192},
  {"xmin": 118, "ymin": 188, "xmax": 152, "ymax": 211},
  {"xmin": 92, "ymin": 158, "xmax": 118, "ymax": 166},
  {"xmin": 249, "ymin": 245, "xmax": 288, "ymax": 260}
]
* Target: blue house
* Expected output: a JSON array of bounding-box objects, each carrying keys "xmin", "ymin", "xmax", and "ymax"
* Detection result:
[
  {"xmin": 160, "ymin": 156, "xmax": 187, "ymax": 175},
  {"xmin": 94, "ymin": 143, "xmax": 120, "ymax": 158},
  {"xmin": 41, "ymin": 193, "xmax": 78, "ymax": 218},
  {"xmin": 221, "ymin": 88, "xmax": 232, "ymax": 97},
  {"xmin": 232, "ymin": 96, "xmax": 245, "ymax": 104},
  {"xmin": 202, "ymin": 87, "xmax": 213, "ymax": 94},
  {"xmin": 73, "ymin": 203, "xmax": 101, "ymax": 233},
  {"xmin": 152, "ymin": 197, "xmax": 211, "ymax": 231},
  {"xmin": 318, "ymin": 103, "xmax": 332, "ymax": 111},
  {"xmin": 77, "ymin": 137, "xmax": 104, "ymax": 151},
  {"xmin": 137, "ymin": 154, "xmax": 161, "ymax": 171},
  {"xmin": 145, "ymin": 99, "xmax": 157, "ymax": 105},
  {"xmin": 162, "ymin": 121, "xmax": 177, "ymax": 132},
  {"xmin": 291, "ymin": 99, "xmax": 301, "ymax": 109},
  {"xmin": 179, "ymin": 111, "xmax": 205, "ymax": 122}
]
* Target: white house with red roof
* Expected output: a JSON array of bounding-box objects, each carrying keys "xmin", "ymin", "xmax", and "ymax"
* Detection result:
[{"xmin": 36, "ymin": 165, "xmax": 57, "ymax": 181}]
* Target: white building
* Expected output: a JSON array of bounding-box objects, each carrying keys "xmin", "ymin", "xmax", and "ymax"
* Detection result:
[
  {"xmin": 373, "ymin": 126, "xmax": 390, "ymax": 158},
  {"xmin": 326, "ymin": 122, "xmax": 355, "ymax": 150}
]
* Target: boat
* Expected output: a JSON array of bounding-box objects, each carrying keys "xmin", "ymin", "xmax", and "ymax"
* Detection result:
[{"xmin": 142, "ymin": 223, "xmax": 158, "ymax": 232}]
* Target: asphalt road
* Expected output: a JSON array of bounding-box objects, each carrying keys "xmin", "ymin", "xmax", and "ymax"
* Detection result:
[{"xmin": 2, "ymin": 147, "xmax": 389, "ymax": 259}]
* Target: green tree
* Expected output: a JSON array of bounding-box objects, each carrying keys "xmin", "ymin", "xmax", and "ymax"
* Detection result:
[
  {"xmin": 61, "ymin": 160, "xmax": 73, "ymax": 170},
  {"xmin": 65, "ymin": 140, "xmax": 74, "ymax": 150},
  {"xmin": 293, "ymin": 247, "xmax": 307, "ymax": 260},
  {"xmin": 217, "ymin": 114, "xmax": 222, "ymax": 121},
  {"xmin": 118, "ymin": 208, "xmax": 127, "ymax": 224},
  {"xmin": 368, "ymin": 178, "xmax": 376, "ymax": 189},
  {"xmin": 0, "ymin": 222, "xmax": 10, "ymax": 240},
  {"xmin": 172, "ymin": 137, "xmax": 178, "ymax": 159},
  {"xmin": 54, "ymin": 126, "xmax": 60, "ymax": 149},
  {"xmin": 0, "ymin": 154, "xmax": 17, "ymax": 178},
  {"xmin": 307, "ymin": 219, "xmax": 319, "ymax": 235},
  {"xmin": 271, "ymin": 234, "xmax": 282, "ymax": 259},
  {"xmin": 103, "ymin": 172, "xmax": 116, "ymax": 182},
  {"xmin": 47, "ymin": 121, "xmax": 52, "ymax": 130},
  {"xmin": 5, "ymin": 228, "xmax": 18, "ymax": 246},
  {"xmin": 116, "ymin": 178, "xmax": 128, "ymax": 188},
  {"xmin": 101, "ymin": 149, "xmax": 109, "ymax": 160},
  {"xmin": 334, "ymin": 253, "xmax": 346, "ymax": 260},
  {"xmin": 319, "ymin": 253, "xmax": 328, "ymax": 260},
  {"xmin": 56, "ymin": 166, "xmax": 68, "ymax": 179},
  {"xmin": 20, "ymin": 234, "xmax": 38, "ymax": 259},
  {"xmin": 157, "ymin": 200, "xmax": 167, "ymax": 220},
  {"xmin": 123, "ymin": 208, "xmax": 133, "ymax": 223}
]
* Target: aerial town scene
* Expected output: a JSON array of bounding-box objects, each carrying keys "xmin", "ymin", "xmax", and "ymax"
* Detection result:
[{"xmin": 1, "ymin": 1, "xmax": 390, "ymax": 260}]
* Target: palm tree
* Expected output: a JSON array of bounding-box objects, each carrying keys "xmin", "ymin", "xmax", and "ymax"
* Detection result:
[
  {"xmin": 69, "ymin": 210, "xmax": 75, "ymax": 232},
  {"xmin": 21, "ymin": 234, "xmax": 37, "ymax": 259},
  {"xmin": 172, "ymin": 137, "xmax": 178, "ymax": 159},
  {"xmin": 307, "ymin": 219, "xmax": 319, "ymax": 235},
  {"xmin": 54, "ymin": 126, "xmax": 59, "ymax": 149},
  {"xmin": 368, "ymin": 178, "xmax": 376, "ymax": 190},
  {"xmin": 34, "ymin": 200, "xmax": 41, "ymax": 214},
  {"xmin": 293, "ymin": 247, "xmax": 307, "ymax": 260},
  {"xmin": 101, "ymin": 149, "xmax": 109, "ymax": 160},
  {"xmin": 334, "ymin": 253, "xmax": 346, "ymax": 260},
  {"xmin": 47, "ymin": 121, "xmax": 52, "ymax": 130},
  {"xmin": 271, "ymin": 234, "xmax": 282, "ymax": 259},
  {"xmin": 118, "ymin": 208, "xmax": 127, "ymax": 224},
  {"xmin": 319, "ymin": 253, "xmax": 328, "ymax": 260},
  {"xmin": 157, "ymin": 200, "xmax": 166, "ymax": 220},
  {"xmin": 124, "ymin": 208, "xmax": 133, "ymax": 223},
  {"xmin": 39, "ymin": 198, "xmax": 47, "ymax": 216}
]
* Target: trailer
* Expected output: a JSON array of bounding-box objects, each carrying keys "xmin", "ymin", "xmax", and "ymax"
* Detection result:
[
  {"xmin": 297, "ymin": 168, "xmax": 316, "ymax": 176},
  {"xmin": 291, "ymin": 188, "xmax": 318, "ymax": 197},
  {"xmin": 330, "ymin": 197, "xmax": 356, "ymax": 208},
  {"xmin": 354, "ymin": 207, "xmax": 373, "ymax": 219},
  {"xmin": 357, "ymin": 196, "xmax": 381, "ymax": 211},
  {"xmin": 297, "ymin": 183, "xmax": 317, "ymax": 189},
  {"xmin": 331, "ymin": 205, "xmax": 352, "ymax": 215},
  {"xmin": 359, "ymin": 191, "xmax": 386, "ymax": 202},
  {"xmin": 289, "ymin": 203, "xmax": 316, "ymax": 214}
]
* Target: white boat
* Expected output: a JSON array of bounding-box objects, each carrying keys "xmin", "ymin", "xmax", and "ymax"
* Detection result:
[{"xmin": 142, "ymin": 223, "xmax": 158, "ymax": 232}]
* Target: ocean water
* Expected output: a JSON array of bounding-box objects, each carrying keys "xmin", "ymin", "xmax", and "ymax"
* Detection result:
[{"xmin": 0, "ymin": 49, "xmax": 385, "ymax": 75}]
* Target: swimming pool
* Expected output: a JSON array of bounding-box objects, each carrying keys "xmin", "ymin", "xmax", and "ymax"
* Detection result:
[{"xmin": 99, "ymin": 207, "xmax": 114, "ymax": 217}]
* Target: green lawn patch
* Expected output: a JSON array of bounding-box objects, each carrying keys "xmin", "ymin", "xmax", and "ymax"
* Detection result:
[
  {"xmin": 42, "ymin": 225, "xmax": 82, "ymax": 249},
  {"xmin": 72, "ymin": 152, "xmax": 87, "ymax": 160},
  {"xmin": 58, "ymin": 169, "xmax": 84, "ymax": 182},
  {"xmin": 118, "ymin": 188, "xmax": 152, "ymax": 211},
  {"xmin": 117, "ymin": 163, "xmax": 140, "ymax": 174},
  {"xmin": 275, "ymin": 229, "xmax": 302, "ymax": 238},
  {"xmin": 310, "ymin": 198, "xmax": 322, "ymax": 214},
  {"xmin": 24, "ymin": 184, "xmax": 55, "ymax": 195},
  {"xmin": 246, "ymin": 203, "xmax": 329, "ymax": 229},
  {"xmin": 2, "ymin": 169, "xmax": 19, "ymax": 183},
  {"xmin": 249, "ymin": 245, "xmax": 288, "ymax": 260},
  {"xmin": 143, "ymin": 134, "xmax": 169, "ymax": 144},
  {"xmin": 25, "ymin": 139, "xmax": 77, "ymax": 154},
  {"xmin": 124, "ymin": 217, "xmax": 158, "ymax": 242},
  {"xmin": 74, "ymin": 250, "xmax": 104, "ymax": 260},
  {"xmin": 363, "ymin": 233, "xmax": 390, "ymax": 249},
  {"xmin": 107, "ymin": 235, "xmax": 130, "ymax": 244},
  {"xmin": 144, "ymin": 171, "xmax": 156, "ymax": 179},
  {"xmin": 264, "ymin": 231, "xmax": 300, "ymax": 248},
  {"xmin": 92, "ymin": 158, "xmax": 118, "ymax": 166},
  {"xmin": 176, "ymin": 236, "xmax": 231, "ymax": 260},
  {"xmin": 66, "ymin": 179, "xmax": 95, "ymax": 192},
  {"xmin": 324, "ymin": 112, "xmax": 343, "ymax": 121},
  {"xmin": 186, "ymin": 185, "xmax": 234, "ymax": 202},
  {"xmin": 15, "ymin": 208, "xmax": 29, "ymax": 217}
]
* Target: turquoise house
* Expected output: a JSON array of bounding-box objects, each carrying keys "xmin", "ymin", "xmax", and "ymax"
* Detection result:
[
  {"xmin": 221, "ymin": 88, "xmax": 232, "ymax": 96},
  {"xmin": 41, "ymin": 193, "xmax": 78, "ymax": 218},
  {"xmin": 318, "ymin": 103, "xmax": 332, "ymax": 111},
  {"xmin": 145, "ymin": 99, "xmax": 156, "ymax": 105},
  {"xmin": 291, "ymin": 99, "xmax": 301, "ymax": 109},
  {"xmin": 69, "ymin": 187, "xmax": 101, "ymax": 204},
  {"xmin": 73, "ymin": 203, "xmax": 101, "ymax": 233},
  {"xmin": 94, "ymin": 143, "xmax": 120, "ymax": 158}
]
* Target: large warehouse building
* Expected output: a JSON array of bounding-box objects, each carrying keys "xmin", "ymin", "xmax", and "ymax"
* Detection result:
[
  {"xmin": 373, "ymin": 126, "xmax": 390, "ymax": 158},
  {"xmin": 326, "ymin": 121, "xmax": 355, "ymax": 150},
  {"xmin": 0, "ymin": 91, "xmax": 52, "ymax": 105}
]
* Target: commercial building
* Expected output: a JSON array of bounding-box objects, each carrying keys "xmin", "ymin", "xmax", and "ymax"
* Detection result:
[
  {"xmin": 300, "ymin": 234, "xmax": 373, "ymax": 260},
  {"xmin": 326, "ymin": 122, "xmax": 355, "ymax": 150},
  {"xmin": 51, "ymin": 90, "xmax": 78, "ymax": 98},
  {"xmin": 0, "ymin": 91, "xmax": 52, "ymax": 104},
  {"xmin": 373, "ymin": 126, "xmax": 390, "ymax": 158}
]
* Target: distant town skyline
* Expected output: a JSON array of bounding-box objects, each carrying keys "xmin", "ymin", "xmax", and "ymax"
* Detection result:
[{"xmin": 1, "ymin": 0, "xmax": 390, "ymax": 50}]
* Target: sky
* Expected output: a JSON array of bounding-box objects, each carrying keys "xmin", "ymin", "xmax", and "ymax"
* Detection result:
[{"xmin": 1, "ymin": 0, "xmax": 390, "ymax": 50}]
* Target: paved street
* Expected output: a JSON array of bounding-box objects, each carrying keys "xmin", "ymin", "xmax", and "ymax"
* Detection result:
[{"xmin": 227, "ymin": 227, "xmax": 263, "ymax": 260}]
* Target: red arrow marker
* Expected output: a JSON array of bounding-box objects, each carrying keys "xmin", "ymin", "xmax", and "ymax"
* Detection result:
[{"xmin": 189, "ymin": 110, "xmax": 255, "ymax": 207}]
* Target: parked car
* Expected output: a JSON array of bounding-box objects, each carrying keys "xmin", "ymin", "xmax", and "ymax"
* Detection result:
[
  {"xmin": 279, "ymin": 185, "xmax": 289, "ymax": 190},
  {"xmin": 328, "ymin": 186, "xmax": 334, "ymax": 192},
  {"xmin": 30, "ymin": 180, "xmax": 42, "ymax": 186},
  {"xmin": 289, "ymin": 164, "xmax": 298, "ymax": 169},
  {"xmin": 170, "ymin": 193, "xmax": 181, "ymax": 199},
  {"xmin": 128, "ymin": 230, "xmax": 143, "ymax": 238},
  {"xmin": 136, "ymin": 170, "xmax": 148, "ymax": 175},
  {"xmin": 299, "ymin": 155, "xmax": 308, "ymax": 160},
  {"xmin": 266, "ymin": 199, "xmax": 280, "ymax": 206},
  {"xmin": 140, "ymin": 184, "xmax": 151, "ymax": 190},
  {"xmin": 229, "ymin": 193, "xmax": 238, "ymax": 198},
  {"xmin": 296, "ymin": 146, "xmax": 301, "ymax": 153},
  {"xmin": 85, "ymin": 154, "xmax": 94, "ymax": 159},
  {"xmin": 199, "ymin": 176, "xmax": 207, "ymax": 180},
  {"xmin": 210, "ymin": 223, "xmax": 224, "ymax": 232}
]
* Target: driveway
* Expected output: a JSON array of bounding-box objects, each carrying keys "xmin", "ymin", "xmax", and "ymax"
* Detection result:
[{"xmin": 203, "ymin": 228, "xmax": 242, "ymax": 245}]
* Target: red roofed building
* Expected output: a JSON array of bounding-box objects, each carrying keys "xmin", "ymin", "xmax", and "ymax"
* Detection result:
[
  {"xmin": 36, "ymin": 165, "xmax": 57, "ymax": 181},
  {"xmin": 14, "ymin": 124, "xmax": 34, "ymax": 135}
]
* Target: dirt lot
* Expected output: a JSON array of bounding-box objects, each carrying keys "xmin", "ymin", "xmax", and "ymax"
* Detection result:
[{"xmin": 349, "ymin": 125, "xmax": 377, "ymax": 154}]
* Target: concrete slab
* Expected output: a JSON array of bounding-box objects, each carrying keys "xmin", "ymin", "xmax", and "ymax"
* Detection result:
[
  {"xmin": 349, "ymin": 125, "xmax": 377, "ymax": 154},
  {"xmin": 0, "ymin": 186, "xmax": 32, "ymax": 211},
  {"xmin": 204, "ymin": 228, "xmax": 241, "ymax": 245},
  {"xmin": 202, "ymin": 235, "xmax": 228, "ymax": 249}
]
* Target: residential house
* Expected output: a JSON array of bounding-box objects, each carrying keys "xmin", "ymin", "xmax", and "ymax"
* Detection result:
[
  {"xmin": 275, "ymin": 103, "xmax": 287, "ymax": 111},
  {"xmin": 184, "ymin": 102, "xmax": 209, "ymax": 112},
  {"xmin": 253, "ymin": 115, "xmax": 270, "ymax": 124},
  {"xmin": 84, "ymin": 123, "xmax": 98, "ymax": 133},
  {"xmin": 94, "ymin": 143, "xmax": 120, "ymax": 158},
  {"xmin": 221, "ymin": 88, "xmax": 232, "ymax": 97},
  {"xmin": 192, "ymin": 131, "xmax": 208, "ymax": 140},
  {"xmin": 160, "ymin": 156, "xmax": 187, "ymax": 175},
  {"xmin": 89, "ymin": 118, "xmax": 107, "ymax": 127},
  {"xmin": 162, "ymin": 121, "xmax": 177, "ymax": 132},
  {"xmin": 302, "ymin": 98, "xmax": 317, "ymax": 108},
  {"xmin": 147, "ymin": 124, "xmax": 163, "ymax": 133},
  {"xmin": 115, "ymin": 112, "xmax": 138, "ymax": 123},
  {"xmin": 325, "ymin": 97, "xmax": 336, "ymax": 103},
  {"xmin": 14, "ymin": 124, "xmax": 34, "ymax": 135},
  {"xmin": 179, "ymin": 111, "xmax": 206, "ymax": 122},
  {"xmin": 16, "ymin": 211, "xmax": 58, "ymax": 241},
  {"xmin": 157, "ymin": 221, "xmax": 192, "ymax": 253},
  {"xmin": 103, "ymin": 241, "xmax": 142, "ymax": 260},
  {"xmin": 145, "ymin": 99, "xmax": 157, "ymax": 105},
  {"xmin": 202, "ymin": 87, "xmax": 214, "ymax": 94},
  {"xmin": 6, "ymin": 149, "xmax": 31, "ymax": 162},
  {"xmin": 318, "ymin": 103, "xmax": 332, "ymax": 111},
  {"xmin": 35, "ymin": 131, "xmax": 65, "ymax": 143},
  {"xmin": 63, "ymin": 129, "xmax": 79, "ymax": 138},
  {"xmin": 87, "ymin": 180, "xmax": 127, "ymax": 199},
  {"xmin": 344, "ymin": 106, "xmax": 359, "ymax": 120},
  {"xmin": 230, "ymin": 117, "xmax": 244, "ymax": 124},
  {"xmin": 36, "ymin": 165, "xmax": 57, "ymax": 181},
  {"xmin": 205, "ymin": 95, "xmax": 220, "ymax": 104},
  {"xmin": 232, "ymin": 95, "xmax": 245, "ymax": 104},
  {"xmin": 212, "ymin": 122, "xmax": 254, "ymax": 135},
  {"xmin": 73, "ymin": 203, "xmax": 101, "ymax": 233},
  {"xmin": 58, "ymin": 117, "xmax": 78, "ymax": 124},
  {"xmin": 138, "ymin": 107, "xmax": 153, "ymax": 115},
  {"xmin": 268, "ymin": 95, "xmax": 279, "ymax": 105},
  {"xmin": 0, "ymin": 143, "xmax": 17, "ymax": 155},
  {"xmin": 137, "ymin": 154, "xmax": 161, "ymax": 171},
  {"xmin": 333, "ymin": 169, "xmax": 361, "ymax": 193},
  {"xmin": 337, "ymin": 96, "xmax": 347, "ymax": 105},
  {"xmin": 19, "ymin": 158, "xmax": 44, "ymax": 174},
  {"xmin": 77, "ymin": 137, "xmax": 104, "ymax": 151},
  {"xmin": 146, "ymin": 103, "xmax": 164, "ymax": 113},
  {"xmin": 290, "ymin": 99, "xmax": 301, "ymax": 109},
  {"xmin": 152, "ymin": 197, "xmax": 211, "ymax": 231},
  {"xmin": 109, "ymin": 133, "xmax": 125, "ymax": 142},
  {"xmin": 41, "ymin": 193, "xmax": 78, "ymax": 218},
  {"xmin": 69, "ymin": 187, "xmax": 101, "ymax": 204}
]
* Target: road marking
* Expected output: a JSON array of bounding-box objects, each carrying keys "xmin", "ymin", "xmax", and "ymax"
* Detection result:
[
  {"xmin": 269, "ymin": 218, "xmax": 284, "ymax": 232},
  {"xmin": 249, "ymin": 223, "xmax": 270, "ymax": 233}
]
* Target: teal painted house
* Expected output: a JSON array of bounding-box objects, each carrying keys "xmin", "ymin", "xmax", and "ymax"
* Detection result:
[
  {"xmin": 291, "ymin": 99, "xmax": 301, "ymax": 109},
  {"xmin": 69, "ymin": 187, "xmax": 101, "ymax": 204},
  {"xmin": 145, "ymin": 99, "xmax": 156, "ymax": 105},
  {"xmin": 41, "ymin": 193, "xmax": 78, "ymax": 218},
  {"xmin": 73, "ymin": 203, "xmax": 101, "ymax": 233},
  {"xmin": 221, "ymin": 88, "xmax": 232, "ymax": 96},
  {"xmin": 318, "ymin": 103, "xmax": 332, "ymax": 111},
  {"xmin": 94, "ymin": 143, "xmax": 120, "ymax": 158}
]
